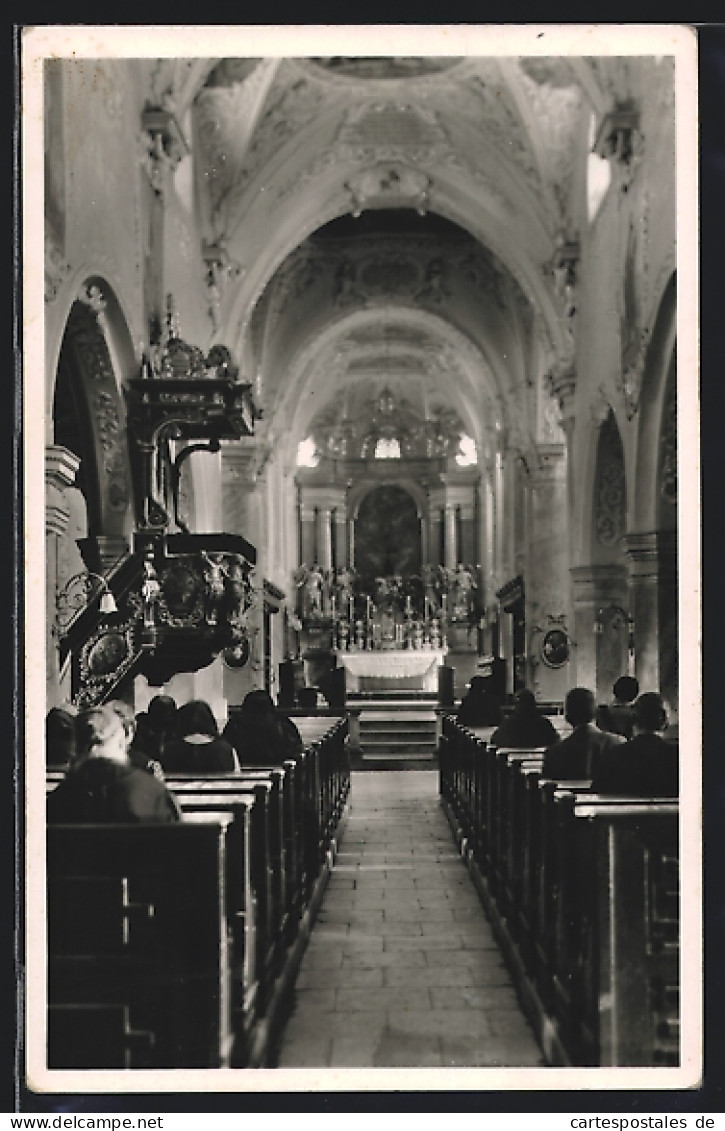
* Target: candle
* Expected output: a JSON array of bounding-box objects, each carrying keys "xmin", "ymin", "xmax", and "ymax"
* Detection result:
[{"xmin": 349, "ymin": 596, "xmax": 354, "ymax": 621}]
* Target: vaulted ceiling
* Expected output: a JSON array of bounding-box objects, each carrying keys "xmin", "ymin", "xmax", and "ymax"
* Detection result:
[{"xmin": 154, "ymin": 52, "xmax": 635, "ymax": 463}]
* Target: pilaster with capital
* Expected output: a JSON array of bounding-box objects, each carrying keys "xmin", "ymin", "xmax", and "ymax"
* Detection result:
[
  {"xmin": 570, "ymin": 563, "xmax": 628, "ymax": 700},
  {"xmin": 526, "ymin": 444, "xmax": 569, "ymax": 700},
  {"xmin": 624, "ymin": 530, "xmax": 678, "ymax": 712},
  {"xmin": 46, "ymin": 446, "xmax": 82, "ymax": 704}
]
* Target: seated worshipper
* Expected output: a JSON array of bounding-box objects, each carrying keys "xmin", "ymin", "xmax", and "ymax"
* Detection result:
[
  {"xmin": 595, "ymin": 675, "xmax": 640, "ymax": 741},
  {"xmin": 591, "ymin": 691, "xmax": 679, "ymax": 797},
  {"xmin": 108, "ymin": 700, "xmax": 165, "ymax": 781},
  {"xmin": 47, "ymin": 704, "xmax": 182, "ymax": 824},
  {"xmin": 297, "ymin": 686, "xmax": 324, "ymax": 712},
  {"xmin": 133, "ymin": 694, "xmax": 178, "ymax": 762},
  {"xmin": 161, "ymin": 699, "xmax": 238, "ymax": 774},
  {"xmin": 489, "ymin": 689, "xmax": 559, "ymax": 750},
  {"xmin": 543, "ymin": 687, "xmax": 625, "ymax": 782},
  {"xmin": 46, "ymin": 706, "xmax": 77, "ymax": 768},
  {"xmin": 224, "ymin": 689, "xmax": 303, "ymax": 768},
  {"xmin": 456, "ymin": 675, "xmax": 503, "ymax": 728}
]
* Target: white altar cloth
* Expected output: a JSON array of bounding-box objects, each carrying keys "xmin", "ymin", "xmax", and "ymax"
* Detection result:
[{"xmin": 336, "ymin": 649, "xmax": 447, "ymax": 692}]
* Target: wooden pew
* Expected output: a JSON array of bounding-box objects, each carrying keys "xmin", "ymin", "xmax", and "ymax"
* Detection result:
[
  {"xmin": 47, "ymin": 813, "xmax": 243, "ymax": 1069},
  {"xmin": 438, "ymin": 715, "xmax": 680, "ymax": 1067}
]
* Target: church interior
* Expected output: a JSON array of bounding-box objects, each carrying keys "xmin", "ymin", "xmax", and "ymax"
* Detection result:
[{"xmin": 28, "ymin": 29, "xmax": 697, "ymax": 1084}]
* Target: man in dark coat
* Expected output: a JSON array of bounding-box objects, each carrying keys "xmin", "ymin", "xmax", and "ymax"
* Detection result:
[
  {"xmin": 591, "ymin": 692, "xmax": 679, "ymax": 797},
  {"xmin": 595, "ymin": 675, "xmax": 639, "ymax": 741},
  {"xmin": 47, "ymin": 704, "xmax": 182, "ymax": 824},
  {"xmin": 490, "ymin": 689, "xmax": 559, "ymax": 749},
  {"xmin": 456, "ymin": 675, "xmax": 502, "ymax": 728},
  {"xmin": 543, "ymin": 686, "xmax": 625, "ymax": 781}
]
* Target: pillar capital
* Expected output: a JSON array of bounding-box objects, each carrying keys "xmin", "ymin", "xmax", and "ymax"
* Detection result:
[
  {"xmin": 46, "ymin": 445, "xmax": 80, "ymax": 491},
  {"xmin": 545, "ymin": 360, "xmax": 577, "ymax": 423},
  {"xmin": 623, "ymin": 530, "xmax": 678, "ymax": 581}
]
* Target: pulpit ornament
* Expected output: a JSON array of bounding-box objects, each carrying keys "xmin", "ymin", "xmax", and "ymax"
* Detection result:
[
  {"xmin": 592, "ymin": 102, "xmax": 643, "ymax": 193},
  {"xmin": 619, "ymin": 326, "xmax": 651, "ymax": 421},
  {"xmin": 594, "ymin": 411, "xmax": 626, "ymax": 546},
  {"xmin": 141, "ymin": 101, "xmax": 190, "ymax": 197}
]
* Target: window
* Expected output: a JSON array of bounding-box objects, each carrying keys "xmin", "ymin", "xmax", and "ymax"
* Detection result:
[
  {"xmin": 374, "ymin": 437, "xmax": 401, "ymax": 460},
  {"xmin": 456, "ymin": 434, "xmax": 477, "ymax": 466},
  {"xmin": 587, "ymin": 112, "xmax": 612, "ymax": 223},
  {"xmin": 296, "ymin": 437, "xmax": 319, "ymax": 467}
]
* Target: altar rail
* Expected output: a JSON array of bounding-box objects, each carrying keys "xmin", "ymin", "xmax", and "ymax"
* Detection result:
[
  {"xmin": 439, "ymin": 716, "xmax": 680, "ymax": 1067},
  {"xmin": 46, "ymin": 716, "xmax": 349, "ymax": 1069}
]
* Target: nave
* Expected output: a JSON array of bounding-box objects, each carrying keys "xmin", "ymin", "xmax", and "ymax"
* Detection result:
[{"xmin": 274, "ymin": 770, "xmax": 544, "ymax": 1069}]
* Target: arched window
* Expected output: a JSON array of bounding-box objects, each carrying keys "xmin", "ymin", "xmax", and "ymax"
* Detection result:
[
  {"xmin": 374, "ymin": 436, "xmax": 401, "ymax": 460},
  {"xmin": 296, "ymin": 437, "xmax": 319, "ymax": 467},
  {"xmin": 456, "ymin": 434, "xmax": 477, "ymax": 466},
  {"xmin": 587, "ymin": 112, "xmax": 612, "ymax": 223}
]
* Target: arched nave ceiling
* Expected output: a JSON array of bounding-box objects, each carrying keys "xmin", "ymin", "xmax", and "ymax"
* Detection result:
[{"xmin": 167, "ymin": 53, "xmax": 623, "ymax": 455}]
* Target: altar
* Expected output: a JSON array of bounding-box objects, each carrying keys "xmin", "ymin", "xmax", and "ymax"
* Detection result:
[{"xmin": 335, "ymin": 649, "xmax": 448, "ymax": 693}]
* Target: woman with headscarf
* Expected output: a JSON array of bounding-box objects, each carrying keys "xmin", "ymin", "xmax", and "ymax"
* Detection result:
[
  {"xmin": 223, "ymin": 689, "xmax": 303, "ymax": 769},
  {"xmin": 160, "ymin": 699, "xmax": 237, "ymax": 774},
  {"xmin": 489, "ymin": 689, "xmax": 559, "ymax": 749}
]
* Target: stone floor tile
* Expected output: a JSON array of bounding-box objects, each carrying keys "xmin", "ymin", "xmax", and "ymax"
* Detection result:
[
  {"xmin": 298, "ymin": 946, "xmax": 344, "ymax": 968},
  {"xmin": 342, "ymin": 947, "xmax": 427, "ymax": 967},
  {"xmin": 440, "ymin": 1035, "xmax": 544, "ymax": 1068},
  {"xmin": 430, "ymin": 985, "xmax": 523, "ymax": 1011},
  {"xmin": 289, "ymin": 987, "xmax": 337, "ymax": 1012},
  {"xmin": 275, "ymin": 1035, "xmax": 332, "ymax": 1067},
  {"xmin": 341, "ymin": 934, "xmax": 385, "ymax": 952},
  {"xmin": 336, "ymin": 985, "xmax": 431, "ymax": 1013},
  {"xmin": 387, "ymin": 1008, "xmax": 495, "ymax": 1040},
  {"xmin": 297, "ymin": 965, "xmax": 385, "ymax": 990},
  {"xmin": 273, "ymin": 770, "xmax": 544, "ymax": 1070},
  {"xmin": 383, "ymin": 965, "xmax": 492, "ymax": 989}
]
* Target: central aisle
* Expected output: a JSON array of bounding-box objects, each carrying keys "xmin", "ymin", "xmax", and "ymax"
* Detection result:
[{"xmin": 274, "ymin": 770, "xmax": 544, "ymax": 1068}]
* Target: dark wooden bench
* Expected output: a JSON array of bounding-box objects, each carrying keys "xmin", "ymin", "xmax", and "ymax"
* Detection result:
[
  {"xmin": 439, "ymin": 715, "xmax": 680, "ymax": 1067},
  {"xmin": 47, "ymin": 814, "xmax": 242, "ymax": 1069}
]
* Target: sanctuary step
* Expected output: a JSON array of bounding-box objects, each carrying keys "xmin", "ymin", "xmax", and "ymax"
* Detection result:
[{"xmin": 349, "ymin": 694, "xmax": 442, "ymax": 770}]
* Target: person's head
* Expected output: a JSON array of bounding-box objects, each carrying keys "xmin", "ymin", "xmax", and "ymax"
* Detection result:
[
  {"xmin": 633, "ymin": 692, "xmax": 668, "ymax": 734},
  {"xmin": 74, "ymin": 705, "xmax": 128, "ymax": 766},
  {"xmin": 468, "ymin": 676, "xmax": 488, "ymax": 695},
  {"xmin": 176, "ymin": 699, "xmax": 219, "ymax": 738},
  {"xmin": 613, "ymin": 675, "xmax": 639, "ymax": 705},
  {"xmin": 512, "ymin": 689, "xmax": 538, "ymax": 716},
  {"xmin": 108, "ymin": 700, "xmax": 136, "ymax": 749},
  {"xmin": 46, "ymin": 707, "xmax": 77, "ymax": 765},
  {"xmin": 147, "ymin": 695, "xmax": 177, "ymax": 730},
  {"xmin": 564, "ymin": 687, "xmax": 597, "ymax": 728},
  {"xmin": 240, "ymin": 690, "xmax": 276, "ymax": 717}
]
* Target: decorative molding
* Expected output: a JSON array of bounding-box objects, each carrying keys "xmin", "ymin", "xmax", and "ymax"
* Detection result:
[
  {"xmin": 594, "ymin": 412, "xmax": 626, "ymax": 547},
  {"xmin": 45, "ymin": 233, "xmax": 72, "ymax": 304},
  {"xmin": 659, "ymin": 371, "xmax": 677, "ymax": 507},
  {"xmin": 344, "ymin": 163, "xmax": 430, "ymax": 217}
]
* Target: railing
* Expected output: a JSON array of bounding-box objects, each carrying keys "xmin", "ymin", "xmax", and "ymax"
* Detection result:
[
  {"xmin": 439, "ymin": 715, "xmax": 680, "ymax": 1067},
  {"xmin": 46, "ymin": 715, "xmax": 349, "ymax": 1069}
]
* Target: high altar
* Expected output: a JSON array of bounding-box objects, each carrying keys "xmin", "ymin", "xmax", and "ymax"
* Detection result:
[{"xmin": 335, "ymin": 648, "xmax": 447, "ymax": 692}]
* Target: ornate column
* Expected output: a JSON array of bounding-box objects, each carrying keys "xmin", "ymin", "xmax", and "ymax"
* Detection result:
[
  {"xmin": 46, "ymin": 446, "xmax": 82, "ymax": 704},
  {"xmin": 333, "ymin": 509, "xmax": 348, "ymax": 569},
  {"xmin": 298, "ymin": 495, "xmax": 317, "ymax": 568},
  {"xmin": 444, "ymin": 503, "xmax": 458, "ymax": 569},
  {"xmin": 526, "ymin": 444, "xmax": 570, "ymax": 701},
  {"xmin": 624, "ymin": 531, "xmax": 678, "ymax": 711},
  {"xmin": 428, "ymin": 486, "xmax": 445, "ymax": 567},
  {"xmin": 318, "ymin": 506, "xmax": 333, "ymax": 572},
  {"xmin": 221, "ymin": 442, "xmax": 258, "ymax": 540},
  {"xmin": 570, "ymin": 564, "xmax": 627, "ymax": 700}
]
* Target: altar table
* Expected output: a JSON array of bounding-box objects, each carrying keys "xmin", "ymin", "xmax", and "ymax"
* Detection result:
[{"xmin": 335, "ymin": 649, "xmax": 447, "ymax": 692}]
